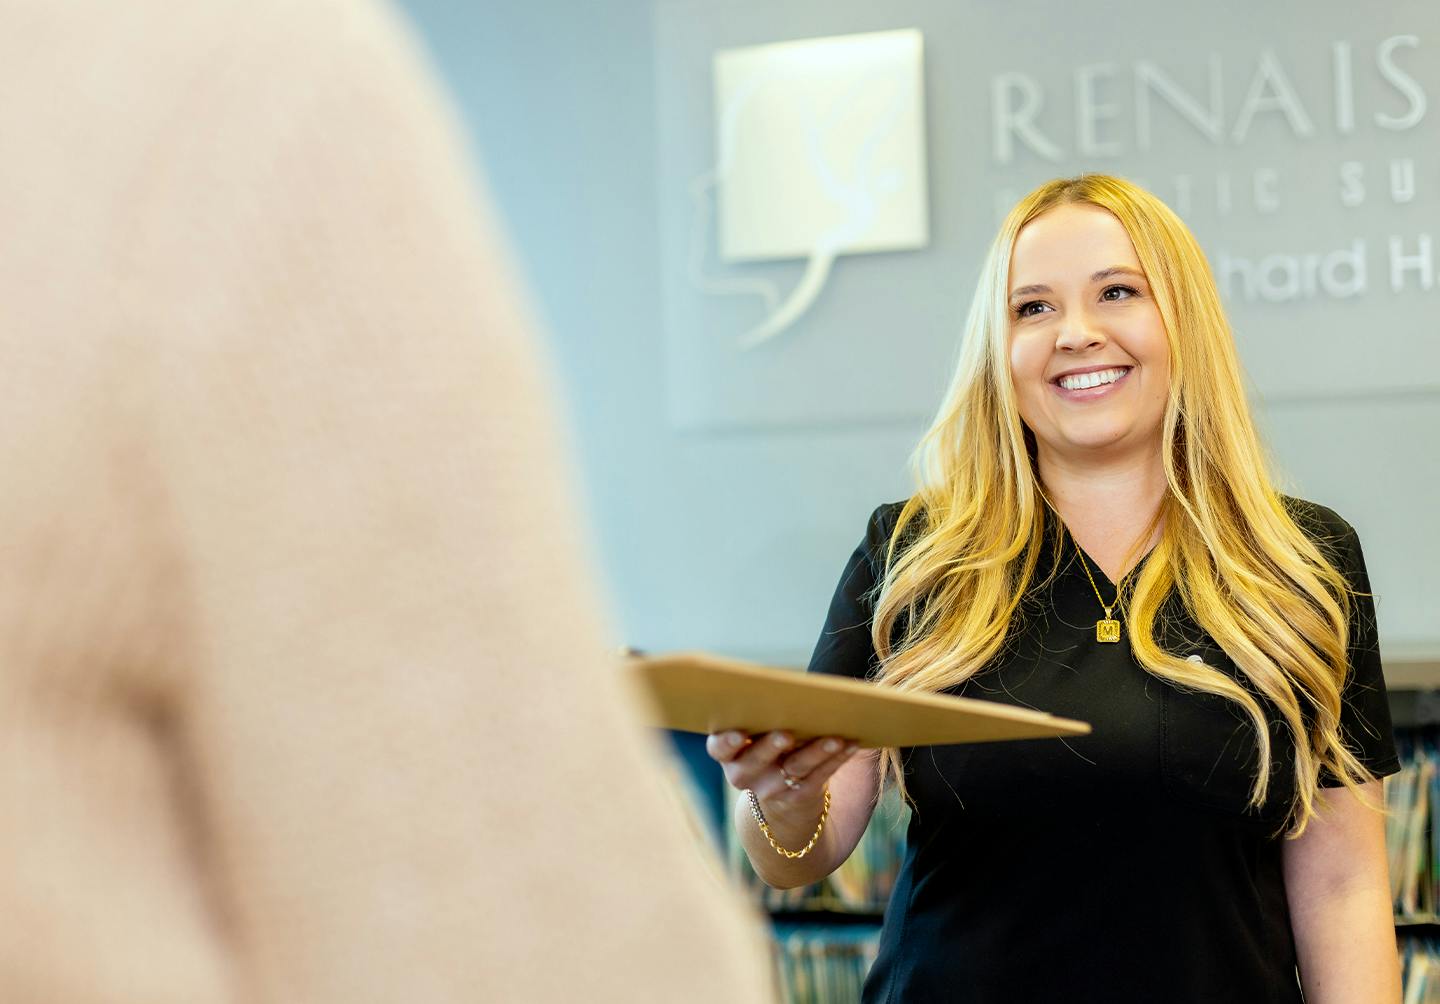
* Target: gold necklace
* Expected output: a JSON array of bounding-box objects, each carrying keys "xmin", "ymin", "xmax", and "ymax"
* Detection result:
[
  {"xmin": 1034, "ymin": 487, "xmax": 1143, "ymax": 643},
  {"xmin": 1072, "ymin": 533, "xmax": 1130, "ymax": 643}
]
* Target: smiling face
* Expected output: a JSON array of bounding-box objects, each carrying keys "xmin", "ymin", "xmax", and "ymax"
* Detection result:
[{"xmin": 1006, "ymin": 202, "xmax": 1171, "ymax": 470}]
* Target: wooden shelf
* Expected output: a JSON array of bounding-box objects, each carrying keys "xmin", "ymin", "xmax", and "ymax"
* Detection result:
[
  {"xmin": 1387, "ymin": 658, "xmax": 1440, "ymax": 692},
  {"xmin": 1396, "ymin": 918, "xmax": 1440, "ymax": 939},
  {"xmin": 768, "ymin": 910, "xmax": 884, "ymax": 928},
  {"xmin": 1386, "ymin": 656, "xmax": 1440, "ymax": 728}
]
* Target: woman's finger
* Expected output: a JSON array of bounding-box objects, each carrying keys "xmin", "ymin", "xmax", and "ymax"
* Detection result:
[
  {"xmin": 749, "ymin": 742, "xmax": 862, "ymax": 802},
  {"xmin": 789, "ymin": 743, "xmax": 867, "ymax": 793},
  {"xmin": 719, "ymin": 731, "xmax": 796, "ymax": 790},
  {"xmin": 704, "ymin": 730, "xmax": 752, "ymax": 764},
  {"xmin": 776, "ymin": 736, "xmax": 855, "ymax": 783},
  {"xmin": 747, "ymin": 738, "xmax": 859, "ymax": 802}
]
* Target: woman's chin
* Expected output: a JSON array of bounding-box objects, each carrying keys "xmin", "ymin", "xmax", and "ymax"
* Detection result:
[{"xmin": 1042, "ymin": 425, "xmax": 1157, "ymax": 459}]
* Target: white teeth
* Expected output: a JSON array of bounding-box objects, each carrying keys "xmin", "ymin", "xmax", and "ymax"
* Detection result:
[{"xmin": 1058, "ymin": 367, "xmax": 1129, "ymax": 391}]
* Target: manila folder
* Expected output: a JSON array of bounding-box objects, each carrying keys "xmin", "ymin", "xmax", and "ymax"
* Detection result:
[{"xmin": 624, "ymin": 651, "xmax": 1090, "ymax": 748}]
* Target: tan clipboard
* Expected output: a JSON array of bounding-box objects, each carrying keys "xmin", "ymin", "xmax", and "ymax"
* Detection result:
[{"xmin": 624, "ymin": 651, "xmax": 1091, "ymax": 748}]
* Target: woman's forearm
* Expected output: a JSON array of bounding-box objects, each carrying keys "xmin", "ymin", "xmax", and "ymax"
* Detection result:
[
  {"xmin": 1284, "ymin": 782, "xmax": 1400, "ymax": 1003},
  {"xmin": 1290, "ymin": 879, "xmax": 1401, "ymax": 1003}
]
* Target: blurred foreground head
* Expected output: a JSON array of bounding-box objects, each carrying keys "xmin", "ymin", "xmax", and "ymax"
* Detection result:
[{"xmin": 0, "ymin": 0, "xmax": 773, "ymax": 999}]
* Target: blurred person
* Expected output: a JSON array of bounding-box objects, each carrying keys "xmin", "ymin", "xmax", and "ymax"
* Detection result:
[
  {"xmin": 710, "ymin": 176, "xmax": 1400, "ymax": 1002},
  {"xmin": 0, "ymin": 0, "xmax": 774, "ymax": 1000}
]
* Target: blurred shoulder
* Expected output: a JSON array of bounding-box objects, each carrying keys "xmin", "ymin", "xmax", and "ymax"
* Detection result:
[{"xmin": 23, "ymin": 0, "xmax": 420, "ymax": 77}]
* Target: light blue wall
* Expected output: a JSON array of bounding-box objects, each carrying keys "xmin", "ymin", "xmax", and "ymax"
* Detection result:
[
  {"xmin": 399, "ymin": 0, "xmax": 914, "ymax": 665},
  {"xmin": 397, "ymin": 1, "xmax": 1437, "ymax": 664}
]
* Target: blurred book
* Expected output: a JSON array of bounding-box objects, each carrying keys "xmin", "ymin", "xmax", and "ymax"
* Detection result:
[
  {"xmin": 1393, "ymin": 734, "xmax": 1440, "ymax": 922},
  {"xmin": 772, "ymin": 924, "xmax": 882, "ymax": 1004}
]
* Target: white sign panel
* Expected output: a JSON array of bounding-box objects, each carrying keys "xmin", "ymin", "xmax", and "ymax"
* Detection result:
[{"xmin": 713, "ymin": 30, "xmax": 928, "ymax": 263}]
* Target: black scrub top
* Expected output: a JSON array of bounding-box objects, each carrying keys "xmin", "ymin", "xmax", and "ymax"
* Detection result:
[{"xmin": 807, "ymin": 497, "xmax": 1399, "ymax": 1004}]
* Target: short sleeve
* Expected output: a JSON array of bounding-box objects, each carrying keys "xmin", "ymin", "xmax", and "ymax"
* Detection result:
[
  {"xmin": 1316, "ymin": 517, "xmax": 1401, "ymax": 787},
  {"xmin": 806, "ymin": 502, "xmax": 904, "ymax": 682}
]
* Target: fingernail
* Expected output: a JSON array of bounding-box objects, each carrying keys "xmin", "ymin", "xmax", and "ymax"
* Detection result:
[
  {"xmin": 772, "ymin": 733, "xmax": 790, "ymax": 748},
  {"xmin": 823, "ymin": 739, "xmax": 841, "ymax": 754},
  {"xmin": 727, "ymin": 733, "xmax": 743, "ymax": 747},
  {"xmin": 845, "ymin": 744, "xmax": 859, "ymax": 755}
]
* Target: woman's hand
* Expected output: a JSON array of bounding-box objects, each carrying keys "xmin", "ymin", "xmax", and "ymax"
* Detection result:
[
  {"xmin": 710, "ymin": 729, "xmax": 879, "ymax": 888},
  {"xmin": 705, "ymin": 730, "xmax": 860, "ymax": 823}
]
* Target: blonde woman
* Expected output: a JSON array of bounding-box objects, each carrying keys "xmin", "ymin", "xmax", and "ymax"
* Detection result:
[{"xmin": 708, "ymin": 175, "xmax": 1401, "ymax": 1002}]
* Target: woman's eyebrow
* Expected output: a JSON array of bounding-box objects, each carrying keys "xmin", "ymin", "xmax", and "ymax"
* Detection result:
[{"xmin": 1007, "ymin": 266, "xmax": 1147, "ymax": 302}]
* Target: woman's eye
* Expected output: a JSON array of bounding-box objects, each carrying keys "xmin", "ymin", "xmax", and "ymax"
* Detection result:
[
  {"xmin": 1101, "ymin": 284, "xmax": 1138, "ymax": 301},
  {"xmin": 1014, "ymin": 301, "xmax": 1047, "ymax": 318}
]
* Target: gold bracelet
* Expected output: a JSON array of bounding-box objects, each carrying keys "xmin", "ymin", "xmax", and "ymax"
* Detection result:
[{"xmin": 743, "ymin": 786, "xmax": 831, "ymax": 859}]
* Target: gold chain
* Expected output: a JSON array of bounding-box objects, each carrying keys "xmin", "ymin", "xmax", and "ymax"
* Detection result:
[
  {"xmin": 1037, "ymin": 488, "xmax": 1138, "ymax": 643},
  {"xmin": 744, "ymin": 786, "xmax": 831, "ymax": 859},
  {"xmin": 1072, "ymin": 538, "xmax": 1124, "ymax": 620},
  {"xmin": 1069, "ymin": 531, "xmax": 1139, "ymax": 643}
]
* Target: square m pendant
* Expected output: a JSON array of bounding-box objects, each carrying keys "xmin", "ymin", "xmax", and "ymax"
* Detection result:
[{"xmin": 1096, "ymin": 619, "xmax": 1122, "ymax": 643}]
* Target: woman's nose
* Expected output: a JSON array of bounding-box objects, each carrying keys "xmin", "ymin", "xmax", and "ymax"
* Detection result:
[{"xmin": 1054, "ymin": 312, "xmax": 1107, "ymax": 352}]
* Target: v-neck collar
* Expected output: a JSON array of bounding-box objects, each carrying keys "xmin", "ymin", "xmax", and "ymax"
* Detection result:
[{"xmin": 1040, "ymin": 505, "xmax": 1158, "ymax": 592}]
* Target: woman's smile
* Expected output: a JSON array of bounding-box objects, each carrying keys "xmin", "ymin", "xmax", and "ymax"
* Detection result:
[{"xmin": 1050, "ymin": 364, "xmax": 1134, "ymax": 400}]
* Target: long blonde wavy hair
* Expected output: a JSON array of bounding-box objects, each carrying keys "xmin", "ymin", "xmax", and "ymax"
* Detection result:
[{"xmin": 871, "ymin": 174, "xmax": 1379, "ymax": 837}]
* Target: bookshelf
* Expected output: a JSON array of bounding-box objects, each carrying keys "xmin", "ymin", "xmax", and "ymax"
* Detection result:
[
  {"xmin": 723, "ymin": 781, "xmax": 906, "ymax": 1004},
  {"xmin": 1385, "ymin": 654, "xmax": 1440, "ymax": 731}
]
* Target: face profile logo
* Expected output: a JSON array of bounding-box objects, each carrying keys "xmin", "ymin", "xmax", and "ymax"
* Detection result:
[{"xmin": 690, "ymin": 29, "xmax": 931, "ymax": 349}]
